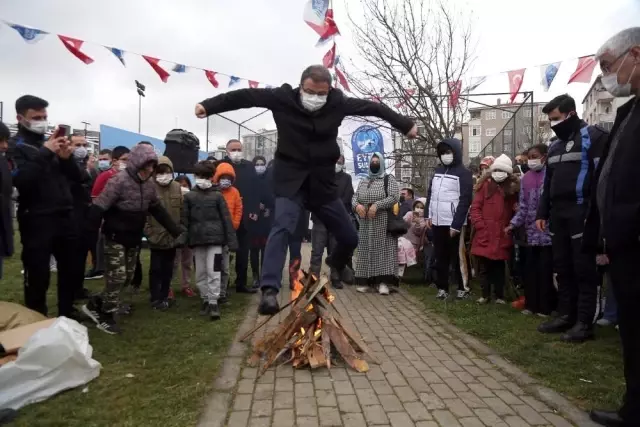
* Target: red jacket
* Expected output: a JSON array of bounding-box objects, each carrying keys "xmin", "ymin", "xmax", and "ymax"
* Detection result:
[{"xmin": 470, "ymin": 177, "xmax": 518, "ymax": 260}]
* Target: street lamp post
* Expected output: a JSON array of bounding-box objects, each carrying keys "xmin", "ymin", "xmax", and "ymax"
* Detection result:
[
  {"xmin": 81, "ymin": 121, "xmax": 90, "ymax": 137},
  {"xmin": 135, "ymin": 80, "xmax": 146, "ymax": 133}
]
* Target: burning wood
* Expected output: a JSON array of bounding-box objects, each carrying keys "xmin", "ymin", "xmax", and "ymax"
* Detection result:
[{"xmin": 240, "ymin": 271, "xmax": 378, "ymax": 376}]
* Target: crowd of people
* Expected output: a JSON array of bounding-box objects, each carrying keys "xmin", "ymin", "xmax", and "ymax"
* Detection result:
[{"xmin": 0, "ymin": 27, "xmax": 638, "ymax": 427}]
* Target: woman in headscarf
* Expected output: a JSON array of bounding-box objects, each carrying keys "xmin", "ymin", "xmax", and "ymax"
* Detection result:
[
  {"xmin": 249, "ymin": 156, "xmax": 272, "ymax": 288},
  {"xmin": 352, "ymin": 152, "xmax": 399, "ymax": 295}
]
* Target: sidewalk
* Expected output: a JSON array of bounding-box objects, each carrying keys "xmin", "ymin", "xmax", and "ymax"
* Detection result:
[{"xmin": 202, "ymin": 244, "xmax": 584, "ymax": 427}]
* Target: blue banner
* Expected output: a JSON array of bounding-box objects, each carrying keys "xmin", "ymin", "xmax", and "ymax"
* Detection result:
[{"xmin": 351, "ymin": 125, "xmax": 383, "ymax": 176}]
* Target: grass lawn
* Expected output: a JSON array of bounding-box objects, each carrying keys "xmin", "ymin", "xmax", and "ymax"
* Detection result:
[
  {"xmin": 1, "ymin": 242, "xmax": 252, "ymax": 427},
  {"xmin": 403, "ymin": 266, "xmax": 625, "ymax": 412}
]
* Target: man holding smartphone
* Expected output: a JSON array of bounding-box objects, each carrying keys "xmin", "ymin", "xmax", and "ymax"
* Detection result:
[{"xmin": 9, "ymin": 95, "xmax": 83, "ymax": 318}]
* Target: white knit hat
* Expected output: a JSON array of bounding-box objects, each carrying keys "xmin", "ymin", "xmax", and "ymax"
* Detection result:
[{"xmin": 490, "ymin": 154, "xmax": 513, "ymax": 174}]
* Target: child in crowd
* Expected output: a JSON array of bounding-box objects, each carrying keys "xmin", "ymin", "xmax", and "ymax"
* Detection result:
[
  {"xmin": 470, "ymin": 154, "xmax": 519, "ymax": 305},
  {"xmin": 173, "ymin": 175, "xmax": 195, "ymax": 297},
  {"xmin": 144, "ymin": 157, "xmax": 183, "ymax": 310},
  {"xmin": 83, "ymin": 143, "xmax": 183, "ymax": 334},
  {"xmin": 507, "ymin": 144, "xmax": 557, "ymax": 316},
  {"xmin": 397, "ymin": 198, "xmax": 427, "ymax": 278},
  {"xmin": 181, "ymin": 161, "xmax": 237, "ymax": 320},
  {"xmin": 213, "ymin": 162, "xmax": 243, "ymax": 305}
]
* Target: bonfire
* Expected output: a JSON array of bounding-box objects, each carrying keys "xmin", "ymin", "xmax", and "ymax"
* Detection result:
[{"xmin": 240, "ymin": 270, "xmax": 378, "ymax": 376}]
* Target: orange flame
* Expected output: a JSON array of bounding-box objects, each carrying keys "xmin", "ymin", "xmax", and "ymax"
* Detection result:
[{"xmin": 290, "ymin": 258, "xmax": 304, "ymax": 301}]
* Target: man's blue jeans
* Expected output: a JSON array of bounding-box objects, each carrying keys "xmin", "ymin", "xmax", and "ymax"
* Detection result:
[
  {"xmin": 603, "ymin": 283, "xmax": 618, "ymax": 323},
  {"xmin": 261, "ymin": 194, "xmax": 357, "ymax": 291}
]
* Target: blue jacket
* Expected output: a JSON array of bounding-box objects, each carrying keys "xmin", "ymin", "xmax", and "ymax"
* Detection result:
[{"xmin": 426, "ymin": 138, "xmax": 473, "ymax": 231}]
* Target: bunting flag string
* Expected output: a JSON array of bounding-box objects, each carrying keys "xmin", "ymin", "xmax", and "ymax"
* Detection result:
[{"xmin": 1, "ymin": 20, "xmax": 277, "ymax": 89}]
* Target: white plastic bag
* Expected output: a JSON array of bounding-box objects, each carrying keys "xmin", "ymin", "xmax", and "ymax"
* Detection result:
[{"xmin": 0, "ymin": 317, "xmax": 102, "ymax": 410}]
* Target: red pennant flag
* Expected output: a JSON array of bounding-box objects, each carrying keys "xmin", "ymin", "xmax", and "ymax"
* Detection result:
[
  {"xmin": 204, "ymin": 70, "xmax": 219, "ymax": 88},
  {"xmin": 142, "ymin": 56, "xmax": 170, "ymax": 83},
  {"xmin": 323, "ymin": 43, "xmax": 336, "ymax": 68},
  {"xmin": 248, "ymin": 80, "xmax": 259, "ymax": 89},
  {"xmin": 395, "ymin": 88, "xmax": 416, "ymax": 108},
  {"xmin": 507, "ymin": 68, "xmax": 526, "ymax": 103},
  {"xmin": 568, "ymin": 55, "xmax": 597, "ymax": 84},
  {"xmin": 448, "ymin": 81, "xmax": 462, "ymax": 108},
  {"xmin": 58, "ymin": 35, "xmax": 94, "ymax": 65},
  {"xmin": 335, "ymin": 67, "xmax": 350, "ymax": 92},
  {"xmin": 321, "ymin": 10, "xmax": 340, "ymax": 39}
]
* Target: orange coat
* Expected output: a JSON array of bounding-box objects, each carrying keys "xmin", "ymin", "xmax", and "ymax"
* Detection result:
[{"xmin": 214, "ymin": 162, "xmax": 243, "ymax": 230}]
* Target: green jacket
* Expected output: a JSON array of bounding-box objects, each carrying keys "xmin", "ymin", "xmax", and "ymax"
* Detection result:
[{"xmin": 144, "ymin": 156, "xmax": 183, "ymax": 249}]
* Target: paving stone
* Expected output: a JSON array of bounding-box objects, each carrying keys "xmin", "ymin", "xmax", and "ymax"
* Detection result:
[
  {"xmin": 468, "ymin": 382, "xmax": 494, "ymax": 398},
  {"xmin": 334, "ymin": 380, "xmax": 355, "ymax": 395},
  {"xmin": 464, "ymin": 365, "xmax": 486, "ymax": 377},
  {"xmin": 478, "ymin": 376, "xmax": 504, "ymax": 390},
  {"xmin": 520, "ymin": 396, "xmax": 550, "ymax": 412},
  {"xmin": 248, "ymin": 417, "xmax": 270, "ymax": 427},
  {"xmin": 272, "ymin": 409, "xmax": 295, "ymax": 427},
  {"xmin": 432, "ymin": 409, "xmax": 462, "ymax": 427},
  {"xmin": 296, "ymin": 397, "xmax": 318, "ymax": 416},
  {"xmin": 430, "ymin": 383, "xmax": 457, "ymax": 399},
  {"xmin": 444, "ymin": 377, "xmax": 469, "ymax": 392},
  {"xmin": 371, "ymin": 380, "xmax": 395, "ymax": 395},
  {"xmin": 367, "ymin": 366, "xmax": 388, "ymax": 381},
  {"xmin": 403, "ymin": 401, "xmax": 432, "ymax": 421},
  {"xmin": 433, "ymin": 366, "xmax": 457, "ymax": 379},
  {"xmin": 504, "ymin": 415, "xmax": 531, "ymax": 427},
  {"xmin": 454, "ymin": 371, "xmax": 476, "ymax": 383},
  {"xmin": 456, "ymin": 392, "xmax": 488, "ymax": 409},
  {"xmin": 351, "ymin": 376, "xmax": 372, "ymax": 389},
  {"xmin": 484, "ymin": 397, "xmax": 516, "ymax": 416},
  {"xmin": 473, "ymin": 358, "xmax": 493, "ymax": 370},
  {"xmin": 234, "ymin": 394, "xmax": 253, "ymax": 411},
  {"xmin": 295, "ymin": 382, "xmax": 315, "ymax": 398},
  {"xmin": 274, "ymin": 391, "xmax": 294, "ymax": 409},
  {"xmin": 330, "ymin": 368, "xmax": 350, "ymax": 381},
  {"xmin": 356, "ymin": 388, "xmax": 380, "ymax": 406},
  {"xmin": 275, "ymin": 365, "xmax": 294, "ymax": 378},
  {"xmin": 444, "ymin": 398, "xmax": 474, "ymax": 418},
  {"xmin": 318, "ymin": 407, "xmax": 342, "ymax": 426},
  {"xmin": 314, "ymin": 377, "xmax": 334, "ymax": 390},
  {"xmin": 296, "ymin": 369, "xmax": 313, "ymax": 383},
  {"xmin": 394, "ymin": 386, "xmax": 418, "ymax": 402},
  {"xmin": 227, "ymin": 411, "xmax": 250, "ymax": 427},
  {"xmin": 458, "ymin": 417, "xmax": 485, "ymax": 427},
  {"xmin": 253, "ymin": 383, "xmax": 274, "ymax": 400},
  {"xmin": 512, "ymin": 405, "xmax": 549, "ymax": 425},
  {"xmin": 495, "ymin": 389, "xmax": 524, "ymax": 405},
  {"xmin": 542, "ymin": 412, "xmax": 575, "ymax": 427},
  {"xmin": 420, "ymin": 370, "xmax": 442, "ymax": 384},
  {"xmin": 338, "ymin": 394, "xmax": 361, "ymax": 413},
  {"xmin": 407, "ymin": 377, "xmax": 432, "ymax": 393},
  {"xmin": 363, "ymin": 404, "xmax": 390, "ymax": 425},
  {"xmin": 275, "ymin": 377, "xmax": 294, "ymax": 392},
  {"xmin": 242, "ymin": 367, "xmax": 259, "ymax": 379},
  {"xmin": 316, "ymin": 389, "xmax": 338, "ymax": 407},
  {"xmin": 387, "ymin": 372, "xmax": 409, "ymax": 387},
  {"xmin": 251, "ymin": 399, "xmax": 272, "ymax": 418},
  {"xmin": 442, "ymin": 360, "xmax": 465, "ymax": 372},
  {"xmin": 379, "ymin": 394, "xmax": 404, "ymax": 412},
  {"xmin": 418, "ymin": 392, "xmax": 446, "ymax": 410},
  {"xmin": 297, "ymin": 416, "xmax": 319, "ymax": 427},
  {"xmin": 256, "ymin": 370, "xmax": 275, "ymax": 384},
  {"xmin": 237, "ymin": 378, "xmax": 255, "ymax": 394},
  {"xmin": 415, "ymin": 422, "xmax": 439, "ymax": 427},
  {"xmin": 388, "ymin": 411, "xmax": 415, "ymax": 427},
  {"xmin": 341, "ymin": 412, "xmax": 367, "ymax": 427},
  {"xmin": 474, "ymin": 408, "xmax": 502, "ymax": 425}
]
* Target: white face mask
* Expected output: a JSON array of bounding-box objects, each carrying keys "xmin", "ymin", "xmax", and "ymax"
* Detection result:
[
  {"xmin": 228, "ymin": 151, "xmax": 243, "ymax": 163},
  {"xmin": 219, "ymin": 178, "xmax": 232, "ymax": 189},
  {"xmin": 414, "ymin": 208, "xmax": 424, "ymax": 216},
  {"xmin": 335, "ymin": 164, "xmax": 343, "ymax": 173},
  {"xmin": 527, "ymin": 159, "xmax": 544, "ymax": 171},
  {"xmin": 300, "ymin": 92, "xmax": 327, "ymax": 112},
  {"xmin": 26, "ymin": 119, "xmax": 48, "ymax": 135},
  {"xmin": 440, "ymin": 153, "xmax": 454, "ymax": 165},
  {"xmin": 195, "ymin": 178, "xmax": 212, "ymax": 189},
  {"xmin": 180, "ymin": 186, "xmax": 190, "ymax": 194},
  {"xmin": 155, "ymin": 173, "xmax": 173, "ymax": 186},
  {"xmin": 255, "ymin": 165, "xmax": 266, "ymax": 175},
  {"xmin": 98, "ymin": 160, "xmax": 111, "ymax": 171},
  {"xmin": 73, "ymin": 146, "xmax": 88, "ymax": 160},
  {"xmin": 602, "ymin": 54, "xmax": 637, "ymax": 98},
  {"xmin": 491, "ymin": 171, "xmax": 508, "ymax": 182},
  {"xmin": 118, "ymin": 162, "xmax": 128, "ymax": 171}
]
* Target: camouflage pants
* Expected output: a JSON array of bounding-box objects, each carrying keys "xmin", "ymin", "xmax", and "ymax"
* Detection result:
[{"xmin": 102, "ymin": 238, "xmax": 139, "ymax": 313}]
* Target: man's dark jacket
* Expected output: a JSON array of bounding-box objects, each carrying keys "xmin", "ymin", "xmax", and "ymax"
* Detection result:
[
  {"xmin": 220, "ymin": 157, "xmax": 259, "ymax": 223},
  {"xmin": 584, "ymin": 97, "xmax": 639, "ymax": 255},
  {"xmin": 9, "ymin": 126, "xmax": 82, "ymax": 218},
  {"xmin": 201, "ymin": 84, "xmax": 414, "ymax": 206},
  {"xmin": 0, "ymin": 155, "xmax": 13, "ymax": 257},
  {"xmin": 536, "ymin": 119, "xmax": 608, "ymax": 220}
]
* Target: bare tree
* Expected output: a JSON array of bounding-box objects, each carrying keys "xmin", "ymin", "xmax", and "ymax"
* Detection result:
[{"xmin": 344, "ymin": 0, "xmax": 475, "ymax": 189}]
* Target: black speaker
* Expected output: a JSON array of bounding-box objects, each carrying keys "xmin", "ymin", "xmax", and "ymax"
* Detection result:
[{"xmin": 163, "ymin": 129, "xmax": 200, "ymax": 173}]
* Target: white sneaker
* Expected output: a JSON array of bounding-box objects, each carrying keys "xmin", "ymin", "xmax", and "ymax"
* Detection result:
[
  {"xmin": 476, "ymin": 297, "xmax": 489, "ymax": 304},
  {"xmin": 521, "ymin": 309, "xmax": 533, "ymax": 315},
  {"xmin": 436, "ymin": 289, "xmax": 449, "ymax": 300},
  {"xmin": 596, "ymin": 318, "xmax": 614, "ymax": 327},
  {"xmin": 456, "ymin": 290, "xmax": 470, "ymax": 300},
  {"xmin": 356, "ymin": 286, "xmax": 369, "ymax": 293},
  {"xmin": 495, "ymin": 299, "xmax": 506, "ymax": 305},
  {"xmin": 378, "ymin": 284, "xmax": 390, "ymax": 295}
]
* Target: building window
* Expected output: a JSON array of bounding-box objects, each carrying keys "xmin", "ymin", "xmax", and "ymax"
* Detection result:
[
  {"xmin": 485, "ymin": 111, "xmax": 496, "ymax": 120},
  {"xmin": 470, "ymin": 111, "xmax": 481, "ymax": 119},
  {"xmin": 501, "ymin": 111, "xmax": 513, "ymax": 119},
  {"xmin": 504, "ymin": 143, "xmax": 512, "ymax": 153},
  {"xmin": 470, "ymin": 141, "xmax": 481, "ymax": 152},
  {"xmin": 486, "ymin": 128, "xmax": 496, "ymax": 137},
  {"xmin": 471, "ymin": 126, "xmax": 481, "ymax": 136},
  {"xmin": 401, "ymin": 167, "xmax": 412, "ymax": 182},
  {"xmin": 504, "ymin": 129, "xmax": 513, "ymax": 137},
  {"xmin": 523, "ymin": 109, "xmax": 532, "ymax": 118},
  {"xmin": 523, "ymin": 125, "xmax": 532, "ymax": 135}
]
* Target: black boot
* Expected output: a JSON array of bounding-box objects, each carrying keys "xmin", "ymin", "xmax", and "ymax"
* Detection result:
[
  {"xmin": 209, "ymin": 303, "xmax": 220, "ymax": 321},
  {"xmin": 338, "ymin": 266, "xmax": 354, "ymax": 286},
  {"xmin": 590, "ymin": 410, "xmax": 626, "ymax": 427},
  {"xmin": 258, "ymin": 288, "xmax": 280, "ymax": 315},
  {"xmin": 537, "ymin": 315, "xmax": 573, "ymax": 334},
  {"xmin": 561, "ymin": 321, "xmax": 595, "ymax": 343},
  {"xmin": 236, "ymin": 286, "xmax": 257, "ymax": 294}
]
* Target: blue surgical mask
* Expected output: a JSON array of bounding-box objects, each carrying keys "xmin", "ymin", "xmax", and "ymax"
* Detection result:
[
  {"xmin": 255, "ymin": 165, "xmax": 266, "ymax": 175},
  {"xmin": 98, "ymin": 160, "xmax": 111, "ymax": 171},
  {"xmin": 219, "ymin": 178, "xmax": 232, "ymax": 189}
]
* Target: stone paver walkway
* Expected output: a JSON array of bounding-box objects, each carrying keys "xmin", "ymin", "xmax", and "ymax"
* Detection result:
[{"xmin": 205, "ymin": 244, "xmax": 584, "ymax": 427}]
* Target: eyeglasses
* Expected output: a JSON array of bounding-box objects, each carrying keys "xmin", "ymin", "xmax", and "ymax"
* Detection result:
[{"xmin": 600, "ymin": 49, "xmax": 630, "ymax": 74}]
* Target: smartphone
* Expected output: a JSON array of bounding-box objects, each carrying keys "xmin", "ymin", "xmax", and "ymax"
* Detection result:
[{"xmin": 54, "ymin": 125, "xmax": 71, "ymax": 139}]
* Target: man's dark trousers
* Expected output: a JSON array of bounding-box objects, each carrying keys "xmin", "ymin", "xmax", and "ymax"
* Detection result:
[
  {"xmin": 149, "ymin": 248, "xmax": 177, "ymax": 302},
  {"xmin": 608, "ymin": 248, "xmax": 640, "ymax": 424},
  {"xmin": 19, "ymin": 212, "xmax": 79, "ymax": 316},
  {"xmin": 235, "ymin": 221, "xmax": 251, "ymax": 290},
  {"xmin": 261, "ymin": 193, "xmax": 357, "ymax": 291},
  {"xmin": 549, "ymin": 205, "xmax": 601, "ymax": 324}
]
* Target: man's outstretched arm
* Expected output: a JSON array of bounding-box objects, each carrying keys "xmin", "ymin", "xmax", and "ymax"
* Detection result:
[
  {"xmin": 343, "ymin": 97, "xmax": 416, "ymax": 136},
  {"xmin": 196, "ymin": 88, "xmax": 279, "ymax": 118}
]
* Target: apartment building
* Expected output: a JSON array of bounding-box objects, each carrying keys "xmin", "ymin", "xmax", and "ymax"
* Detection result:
[
  {"xmin": 241, "ymin": 128, "xmax": 278, "ymax": 162},
  {"xmin": 465, "ymin": 100, "xmax": 549, "ymax": 160},
  {"xmin": 582, "ymin": 75, "xmax": 632, "ymax": 131}
]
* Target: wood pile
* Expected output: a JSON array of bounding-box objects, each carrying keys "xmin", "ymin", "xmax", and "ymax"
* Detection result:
[{"xmin": 240, "ymin": 271, "xmax": 378, "ymax": 376}]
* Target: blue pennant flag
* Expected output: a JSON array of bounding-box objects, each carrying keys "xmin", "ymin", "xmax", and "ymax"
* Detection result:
[
  {"xmin": 106, "ymin": 47, "xmax": 126, "ymax": 67},
  {"xmin": 8, "ymin": 23, "xmax": 48, "ymax": 44},
  {"xmin": 172, "ymin": 64, "xmax": 187, "ymax": 73},
  {"xmin": 228, "ymin": 76, "xmax": 241, "ymax": 87},
  {"xmin": 540, "ymin": 62, "xmax": 560, "ymax": 92}
]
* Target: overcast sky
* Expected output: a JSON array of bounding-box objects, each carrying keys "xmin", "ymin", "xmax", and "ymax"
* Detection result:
[{"xmin": 1, "ymin": 0, "xmax": 638, "ymax": 153}]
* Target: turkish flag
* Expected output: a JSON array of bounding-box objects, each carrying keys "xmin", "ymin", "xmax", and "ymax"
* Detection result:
[
  {"xmin": 448, "ymin": 81, "xmax": 462, "ymax": 108},
  {"xmin": 58, "ymin": 35, "xmax": 94, "ymax": 65},
  {"xmin": 323, "ymin": 43, "xmax": 336, "ymax": 68},
  {"xmin": 568, "ymin": 56, "xmax": 597, "ymax": 84},
  {"xmin": 335, "ymin": 67, "xmax": 350, "ymax": 92},
  {"xmin": 205, "ymin": 70, "xmax": 219, "ymax": 88},
  {"xmin": 507, "ymin": 68, "xmax": 526, "ymax": 103},
  {"xmin": 142, "ymin": 56, "xmax": 170, "ymax": 83},
  {"xmin": 248, "ymin": 80, "xmax": 259, "ymax": 88}
]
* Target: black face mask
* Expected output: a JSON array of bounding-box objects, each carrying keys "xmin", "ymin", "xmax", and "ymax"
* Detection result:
[
  {"xmin": 551, "ymin": 114, "xmax": 579, "ymax": 141},
  {"xmin": 519, "ymin": 163, "xmax": 529, "ymax": 174},
  {"xmin": 370, "ymin": 164, "xmax": 380, "ymax": 174},
  {"xmin": 399, "ymin": 195, "xmax": 406, "ymax": 203}
]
